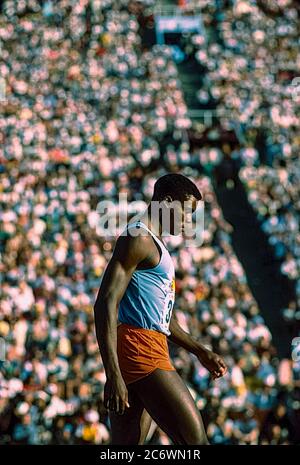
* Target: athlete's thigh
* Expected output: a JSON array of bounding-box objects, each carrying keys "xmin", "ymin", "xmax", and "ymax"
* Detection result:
[
  {"xmin": 109, "ymin": 383, "xmax": 152, "ymax": 445},
  {"xmin": 130, "ymin": 368, "xmax": 208, "ymax": 445}
]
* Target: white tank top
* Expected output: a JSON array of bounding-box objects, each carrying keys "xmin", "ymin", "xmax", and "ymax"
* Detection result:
[{"xmin": 118, "ymin": 220, "xmax": 175, "ymax": 335}]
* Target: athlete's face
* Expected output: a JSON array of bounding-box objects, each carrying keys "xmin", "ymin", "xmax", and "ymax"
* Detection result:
[{"xmin": 162, "ymin": 195, "xmax": 199, "ymax": 236}]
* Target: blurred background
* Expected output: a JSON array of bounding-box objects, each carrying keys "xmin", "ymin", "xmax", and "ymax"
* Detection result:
[{"xmin": 0, "ymin": 0, "xmax": 299, "ymax": 445}]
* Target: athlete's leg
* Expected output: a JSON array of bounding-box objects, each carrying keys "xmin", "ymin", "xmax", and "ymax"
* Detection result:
[
  {"xmin": 109, "ymin": 383, "xmax": 153, "ymax": 445},
  {"xmin": 130, "ymin": 368, "xmax": 209, "ymax": 445}
]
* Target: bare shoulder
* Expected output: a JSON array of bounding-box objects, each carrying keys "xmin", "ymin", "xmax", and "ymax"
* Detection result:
[{"xmin": 112, "ymin": 225, "xmax": 153, "ymax": 267}]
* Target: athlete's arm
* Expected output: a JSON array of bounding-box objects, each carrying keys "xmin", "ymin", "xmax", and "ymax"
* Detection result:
[
  {"xmin": 168, "ymin": 313, "xmax": 227, "ymax": 379},
  {"xmin": 93, "ymin": 232, "xmax": 149, "ymax": 415}
]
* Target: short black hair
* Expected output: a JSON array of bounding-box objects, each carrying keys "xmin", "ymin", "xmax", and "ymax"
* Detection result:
[{"xmin": 152, "ymin": 173, "xmax": 202, "ymax": 202}]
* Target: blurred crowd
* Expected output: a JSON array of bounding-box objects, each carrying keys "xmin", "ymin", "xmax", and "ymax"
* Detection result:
[
  {"xmin": 188, "ymin": 0, "xmax": 300, "ymax": 316},
  {"xmin": 0, "ymin": 0, "xmax": 299, "ymax": 445}
]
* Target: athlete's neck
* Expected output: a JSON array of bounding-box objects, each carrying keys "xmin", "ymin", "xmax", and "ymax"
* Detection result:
[{"xmin": 138, "ymin": 207, "xmax": 165, "ymax": 244}]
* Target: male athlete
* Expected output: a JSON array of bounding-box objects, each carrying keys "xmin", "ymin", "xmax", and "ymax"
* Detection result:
[{"xmin": 94, "ymin": 173, "xmax": 227, "ymax": 445}]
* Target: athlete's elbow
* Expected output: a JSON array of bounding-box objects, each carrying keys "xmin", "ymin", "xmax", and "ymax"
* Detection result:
[{"xmin": 94, "ymin": 292, "xmax": 118, "ymax": 320}]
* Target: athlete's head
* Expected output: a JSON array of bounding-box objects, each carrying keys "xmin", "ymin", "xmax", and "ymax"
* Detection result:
[{"xmin": 150, "ymin": 173, "xmax": 202, "ymax": 235}]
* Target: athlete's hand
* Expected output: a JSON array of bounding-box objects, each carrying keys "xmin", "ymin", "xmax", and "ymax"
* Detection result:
[
  {"xmin": 104, "ymin": 376, "xmax": 130, "ymax": 415},
  {"xmin": 197, "ymin": 349, "xmax": 228, "ymax": 380}
]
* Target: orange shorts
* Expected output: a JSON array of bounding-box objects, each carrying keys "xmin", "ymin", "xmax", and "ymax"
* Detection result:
[{"xmin": 117, "ymin": 323, "xmax": 176, "ymax": 385}]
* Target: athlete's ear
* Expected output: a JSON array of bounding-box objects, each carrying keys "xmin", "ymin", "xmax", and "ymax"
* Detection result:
[{"xmin": 164, "ymin": 195, "xmax": 173, "ymax": 205}]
